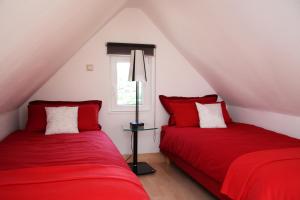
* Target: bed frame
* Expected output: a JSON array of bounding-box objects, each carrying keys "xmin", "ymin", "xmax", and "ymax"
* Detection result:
[{"xmin": 163, "ymin": 151, "xmax": 230, "ymax": 200}]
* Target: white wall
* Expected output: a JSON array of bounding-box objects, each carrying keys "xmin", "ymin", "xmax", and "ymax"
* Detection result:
[
  {"xmin": 229, "ymin": 106, "xmax": 300, "ymax": 139},
  {"xmin": 19, "ymin": 8, "xmax": 214, "ymax": 154},
  {"xmin": 0, "ymin": 109, "xmax": 19, "ymax": 141}
]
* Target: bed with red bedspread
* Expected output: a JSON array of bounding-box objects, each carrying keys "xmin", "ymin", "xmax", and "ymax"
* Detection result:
[
  {"xmin": 0, "ymin": 130, "xmax": 149, "ymax": 200},
  {"xmin": 160, "ymin": 123, "xmax": 300, "ymax": 200}
]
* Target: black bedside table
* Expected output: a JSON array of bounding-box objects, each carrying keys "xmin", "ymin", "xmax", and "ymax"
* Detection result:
[{"xmin": 123, "ymin": 125, "xmax": 157, "ymax": 175}]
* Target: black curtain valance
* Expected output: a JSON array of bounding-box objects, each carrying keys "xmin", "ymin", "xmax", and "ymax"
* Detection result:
[{"xmin": 106, "ymin": 42, "xmax": 156, "ymax": 56}]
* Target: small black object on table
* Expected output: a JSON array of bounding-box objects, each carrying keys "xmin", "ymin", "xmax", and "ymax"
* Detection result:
[{"xmin": 123, "ymin": 124, "xmax": 157, "ymax": 175}]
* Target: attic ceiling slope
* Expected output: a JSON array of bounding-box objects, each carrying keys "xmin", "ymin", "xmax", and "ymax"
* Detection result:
[
  {"xmin": 132, "ymin": 0, "xmax": 300, "ymax": 116},
  {"xmin": 0, "ymin": 0, "xmax": 127, "ymax": 113}
]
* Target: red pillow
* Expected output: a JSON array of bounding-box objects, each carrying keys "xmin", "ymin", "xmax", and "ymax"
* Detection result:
[
  {"xmin": 159, "ymin": 94, "xmax": 218, "ymax": 126},
  {"xmin": 26, "ymin": 100, "xmax": 102, "ymax": 132},
  {"xmin": 169, "ymin": 101, "xmax": 200, "ymax": 127},
  {"xmin": 168, "ymin": 101, "xmax": 232, "ymax": 127},
  {"xmin": 220, "ymin": 101, "xmax": 232, "ymax": 124}
]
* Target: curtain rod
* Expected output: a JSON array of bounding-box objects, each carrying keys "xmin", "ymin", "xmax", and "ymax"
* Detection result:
[{"xmin": 106, "ymin": 42, "xmax": 156, "ymax": 49}]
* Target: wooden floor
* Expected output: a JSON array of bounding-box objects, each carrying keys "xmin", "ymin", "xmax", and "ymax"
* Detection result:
[{"xmin": 128, "ymin": 153, "xmax": 217, "ymax": 200}]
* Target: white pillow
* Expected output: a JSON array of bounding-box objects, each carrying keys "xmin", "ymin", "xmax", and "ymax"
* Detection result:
[
  {"xmin": 195, "ymin": 103, "xmax": 227, "ymax": 128},
  {"xmin": 45, "ymin": 106, "xmax": 79, "ymax": 135}
]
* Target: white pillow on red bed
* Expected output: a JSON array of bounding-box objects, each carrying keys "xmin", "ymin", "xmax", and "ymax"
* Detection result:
[
  {"xmin": 45, "ymin": 107, "xmax": 79, "ymax": 135},
  {"xmin": 196, "ymin": 103, "xmax": 227, "ymax": 128}
]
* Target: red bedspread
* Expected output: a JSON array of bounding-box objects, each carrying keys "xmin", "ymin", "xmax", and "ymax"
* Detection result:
[
  {"xmin": 0, "ymin": 130, "xmax": 149, "ymax": 200},
  {"xmin": 160, "ymin": 123, "xmax": 300, "ymax": 185},
  {"xmin": 221, "ymin": 147, "xmax": 300, "ymax": 200}
]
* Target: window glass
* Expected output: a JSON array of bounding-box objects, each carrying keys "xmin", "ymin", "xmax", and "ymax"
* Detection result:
[
  {"xmin": 110, "ymin": 55, "xmax": 152, "ymax": 112},
  {"xmin": 116, "ymin": 61, "xmax": 143, "ymax": 105}
]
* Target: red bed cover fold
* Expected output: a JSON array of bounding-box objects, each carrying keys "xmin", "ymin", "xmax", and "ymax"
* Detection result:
[
  {"xmin": 160, "ymin": 123, "xmax": 300, "ymax": 199},
  {"xmin": 0, "ymin": 130, "xmax": 149, "ymax": 200},
  {"xmin": 221, "ymin": 147, "xmax": 300, "ymax": 200}
]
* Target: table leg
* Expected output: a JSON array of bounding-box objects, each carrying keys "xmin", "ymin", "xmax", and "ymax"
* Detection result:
[
  {"xmin": 128, "ymin": 130, "xmax": 156, "ymax": 175},
  {"xmin": 132, "ymin": 130, "xmax": 138, "ymax": 172}
]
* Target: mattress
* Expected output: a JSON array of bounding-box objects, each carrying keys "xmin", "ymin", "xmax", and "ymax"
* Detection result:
[
  {"xmin": 0, "ymin": 130, "xmax": 149, "ymax": 200},
  {"xmin": 160, "ymin": 123, "xmax": 300, "ymax": 199}
]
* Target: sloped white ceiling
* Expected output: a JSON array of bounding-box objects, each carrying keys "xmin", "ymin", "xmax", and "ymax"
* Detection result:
[
  {"xmin": 1, "ymin": 0, "xmax": 300, "ymax": 117},
  {"xmin": 0, "ymin": 0, "xmax": 126, "ymax": 113},
  {"xmin": 132, "ymin": 0, "xmax": 300, "ymax": 116}
]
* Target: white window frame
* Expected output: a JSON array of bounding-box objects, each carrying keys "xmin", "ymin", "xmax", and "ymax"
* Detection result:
[{"xmin": 110, "ymin": 55, "xmax": 153, "ymax": 112}]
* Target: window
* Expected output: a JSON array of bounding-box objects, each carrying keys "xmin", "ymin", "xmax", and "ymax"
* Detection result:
[{"xmin": 111, "ymin": 55, "xmax": 152, "ymax": 112}]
